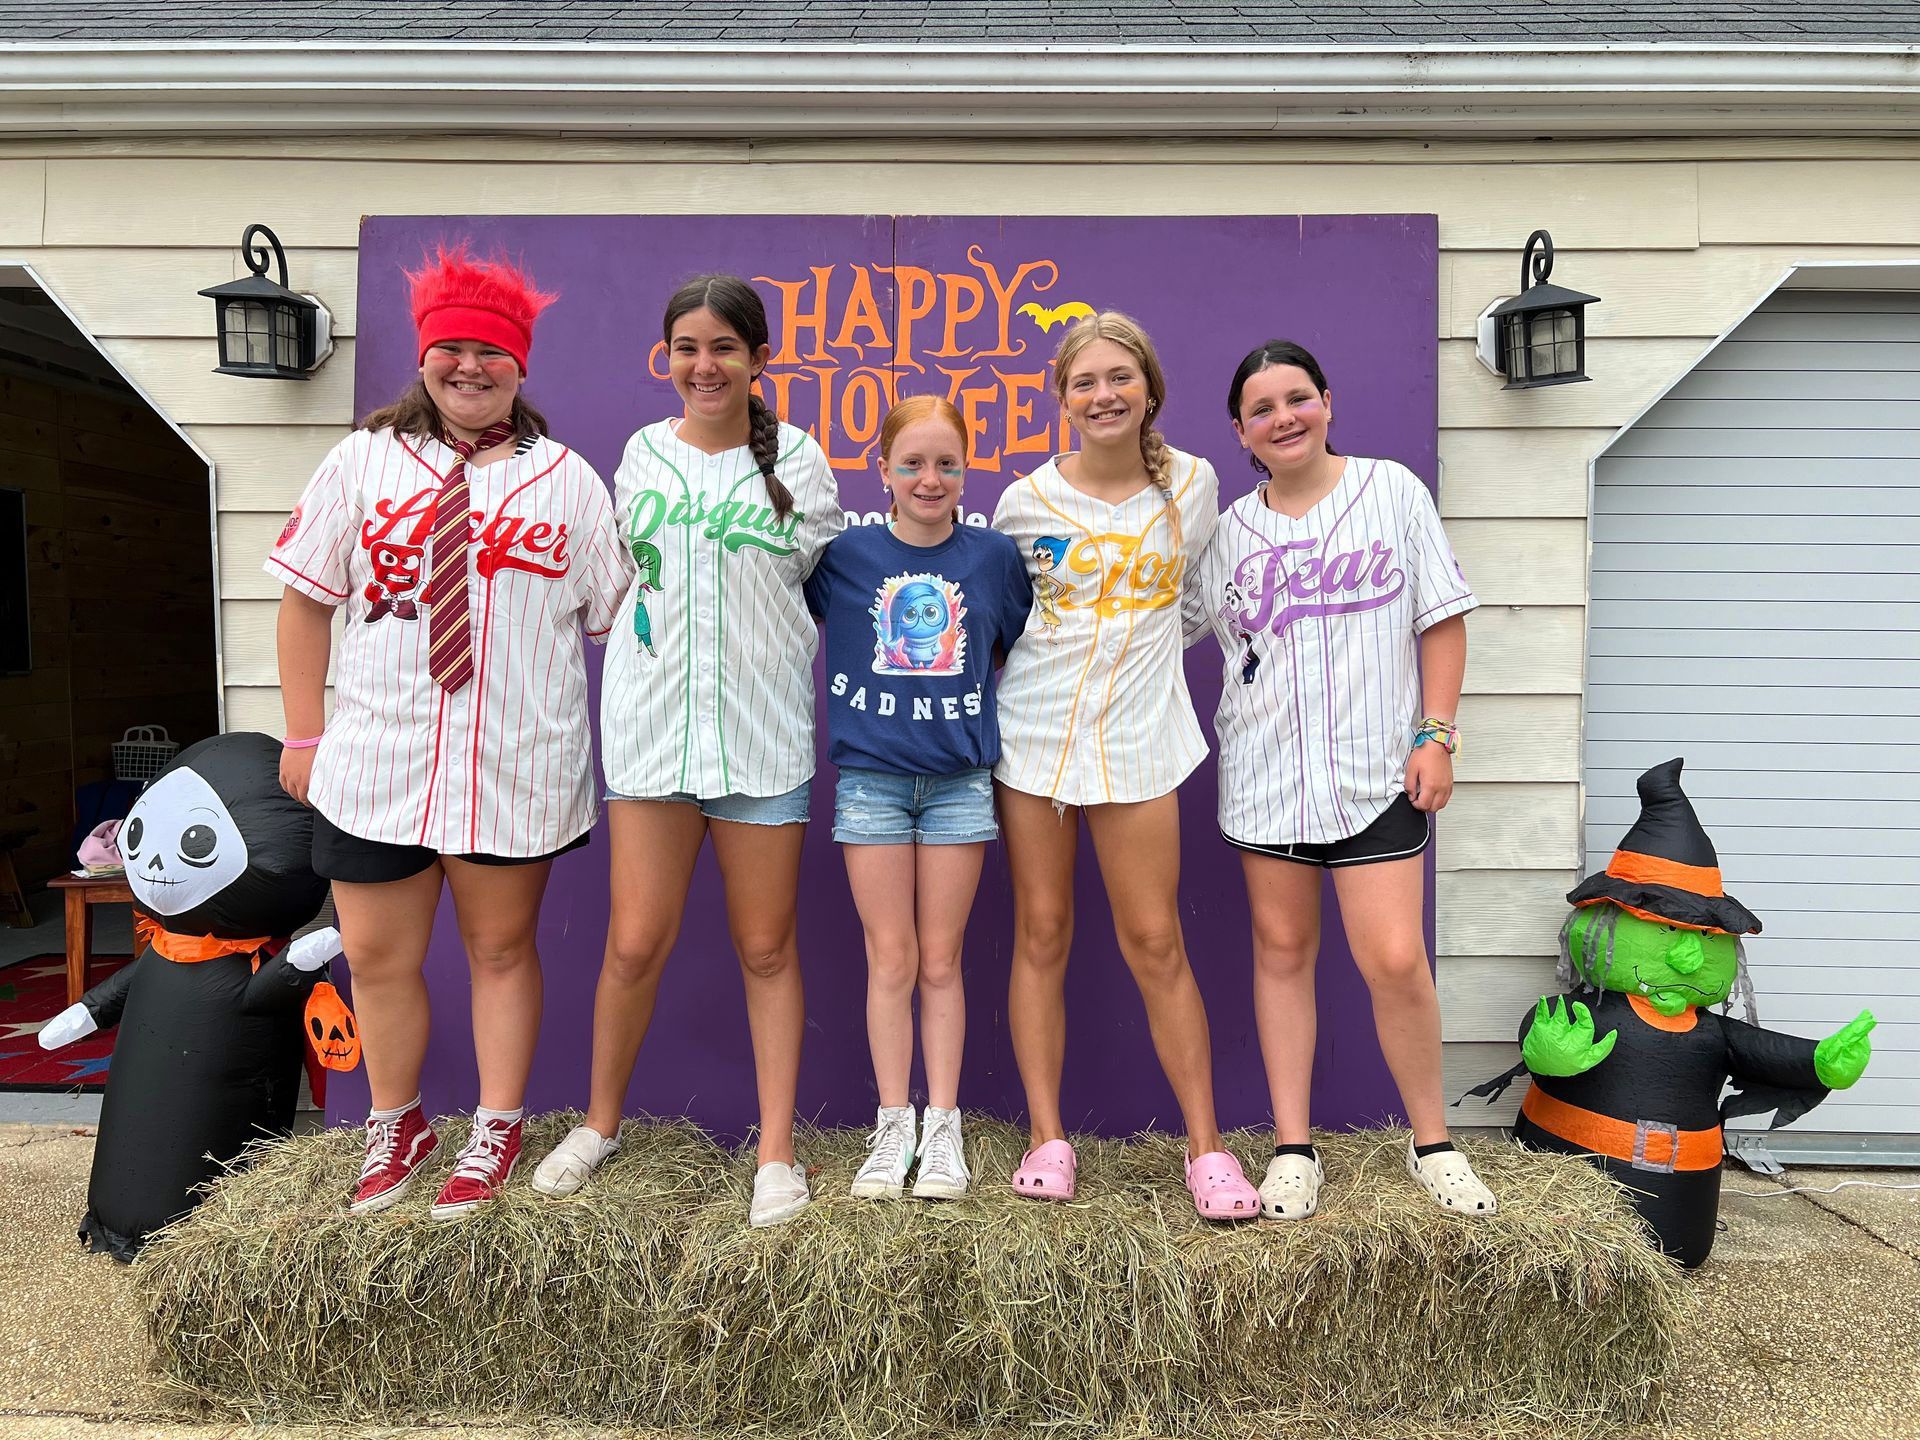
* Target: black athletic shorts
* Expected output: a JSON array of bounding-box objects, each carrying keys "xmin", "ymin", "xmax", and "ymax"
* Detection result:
[
  {"xmin": 1222, "ymin": 792, "xmax": 1430, "ymax": 869},
  {"xmin": 311, "ymin": 812, "xmax": 591, "ymax": 885}
]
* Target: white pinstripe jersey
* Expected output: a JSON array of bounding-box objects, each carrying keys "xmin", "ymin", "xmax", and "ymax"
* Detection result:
[
  {"xmin": 264, "ymin": 427, "xmax": 630, "ymax": 856},
  {"xmin": 1192, "ymin": 456, "xmax": 1477, "ymax": 846},
  {"xmin": 600, "ymin": 418, "xmax": 844, "ymax": 800},
  {"xmin": 991, "ymin": 449, "xmax": 1219, "ymax": 806}
]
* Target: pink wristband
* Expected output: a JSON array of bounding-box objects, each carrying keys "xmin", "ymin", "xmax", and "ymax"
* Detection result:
[{"xmin": 282, "ymin": 734, "xmax": 323, "ymax": 750}]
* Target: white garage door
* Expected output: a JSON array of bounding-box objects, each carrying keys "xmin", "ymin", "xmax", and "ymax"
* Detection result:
[{"xmin": 1587, "ymin": 288, "xmax": 1920, "ymax": 1161}]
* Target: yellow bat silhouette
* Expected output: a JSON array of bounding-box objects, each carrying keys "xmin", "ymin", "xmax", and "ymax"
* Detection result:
[{"xmin": 1017, "ymin": 300, "xmax": 1096, "ymax": 333}]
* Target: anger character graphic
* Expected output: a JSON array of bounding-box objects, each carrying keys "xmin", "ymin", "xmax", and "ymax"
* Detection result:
[{"xmin": 364, "ymin": 540, "xmax": 424, "ymax": 623}]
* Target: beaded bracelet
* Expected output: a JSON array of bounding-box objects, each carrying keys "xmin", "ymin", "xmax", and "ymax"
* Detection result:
[
  {"xmin": 1411, "ymin": 717, "xmax": 1460, "ymax": 756},
  {"xmin": 282, "ymin": 735, "xmax": 324, "ymax": 750}
]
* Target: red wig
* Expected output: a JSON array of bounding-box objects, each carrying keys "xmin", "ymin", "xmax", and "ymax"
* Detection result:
[{"xmin": 408, "ymin": 244, "xmax": 558, "ymax": 374}]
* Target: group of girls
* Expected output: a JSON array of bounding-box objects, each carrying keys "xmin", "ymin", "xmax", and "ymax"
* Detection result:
[{"xmin": 268, "ymin": 246, "xmax": 1499, "ymax": 1231}]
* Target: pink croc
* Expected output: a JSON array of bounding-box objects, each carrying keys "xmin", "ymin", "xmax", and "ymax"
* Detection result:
[
  {"xmin": 1185, "ymin": 1150, "xmax": 1259, "ymax": 1221},
  {"xmin": 1011, "ymin": 1139, "xmax": 1077, "ymax": 1201}
]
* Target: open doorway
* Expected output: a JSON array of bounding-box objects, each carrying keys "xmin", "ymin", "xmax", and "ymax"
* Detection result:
[{"xmin": 0, "ymin": 273, "xmax": 217, "ymax": 1096}]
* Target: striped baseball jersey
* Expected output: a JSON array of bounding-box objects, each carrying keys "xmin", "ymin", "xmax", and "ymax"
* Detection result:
[
  {"xmin": 600, "ymin": 418, "xmax": 844, "ymax": 800},
  {"xmin": 991, "ymin": 449, "xmax": 1219, "ymax": 806},
  {"xmin": 1193, "ymin": 456, "xmax": 1477, "ymax": 846},
  {"xmin": 264, "ymin": 426, "xmax": 631, "ymax": 856}
]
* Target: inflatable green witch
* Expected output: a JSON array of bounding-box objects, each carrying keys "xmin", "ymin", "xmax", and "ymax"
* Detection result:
[{"xmin": 1469, "ymin": 758, "xmax": 1875, "ymax": 1267}]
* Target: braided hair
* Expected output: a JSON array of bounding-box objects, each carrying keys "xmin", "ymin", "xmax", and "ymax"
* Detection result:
[
  {"xmin": 662, "ymin": 274, "xmax": 794, "ymax": 521},
  {"xmin": 1051, "ymin": 311, "xmax": 1172, "ymax": 493}
]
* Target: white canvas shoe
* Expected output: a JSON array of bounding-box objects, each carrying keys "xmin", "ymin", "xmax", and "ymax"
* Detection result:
[
  {"xmin": 750, "ymin": 1160, "xmax": 813, "ymax": 1227},
  {"xmin": 850, "ymin": 1105, "xmax": 918, "ymax": 1200},
  {"xmin": 911, "ymin": 1106, "xmax": 971, "ymax": 1200},
  {"xmin": 1405, "ymin": 1138, "xmax": 1498, "ymax": 1215},
  {"xmin": 531, "ymin": 1124, "xmax": 620, "ymax": 1198},
  {"xmin": 1258, "ymin": 1150, "xmax": 1324, "ymax": 1220}
]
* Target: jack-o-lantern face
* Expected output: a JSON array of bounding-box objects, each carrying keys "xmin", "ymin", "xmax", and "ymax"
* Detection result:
[{"xmin": 304, "ymin": 982, "xmax": 361, "ymax": 1071}]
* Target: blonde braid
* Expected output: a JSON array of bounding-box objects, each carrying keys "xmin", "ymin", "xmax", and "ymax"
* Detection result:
[{"xmin": 1139, "ymin": 425, "xmax": 1173, "ymax": 493}]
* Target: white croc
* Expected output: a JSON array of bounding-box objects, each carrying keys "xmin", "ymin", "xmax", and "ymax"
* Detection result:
[
  {"xmin": 1405, "ymin": 1138, "xmax": 1498, "ymax": 1215},
  {"xmin": 1258, "ymin": 1150, "xmax": 1325, "ymax": 1220},
  {"xmin": 750, "ymin": 1160, "xmax": 813, "ymax": 1228},
  {"xmin": 531, "ymin": 1124, "xmax": 620, "ymax": 1198}
]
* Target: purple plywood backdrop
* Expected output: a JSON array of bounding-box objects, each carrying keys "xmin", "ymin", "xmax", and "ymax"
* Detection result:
[{"xmin": 329, "ymin": 213, "xmax": 1438, "ymax": 1138}]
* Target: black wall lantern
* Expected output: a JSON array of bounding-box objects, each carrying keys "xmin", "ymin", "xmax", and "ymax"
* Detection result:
[
  {"xmin": 199, "ymin": 224, "xmax": 334, "ymax": 380},
  {"xmin": 1474, "ymin": 230, "xmax": 1598, "ymax": 390}
]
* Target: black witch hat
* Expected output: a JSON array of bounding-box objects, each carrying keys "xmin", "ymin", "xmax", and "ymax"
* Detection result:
[{"xmin": 1567, "ymin": 758, "xmax": 1761, "ymax": 936}]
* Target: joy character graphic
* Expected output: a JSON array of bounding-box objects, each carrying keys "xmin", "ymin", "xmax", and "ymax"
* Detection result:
[
  {"xmin": 630, "ymin": 539, "xmax": 664, "ymax": 658},
  {"xmin": 871, "ymin": 573, "xmax": 966, "ymax": 676},
  {"xmin": 364, "ymin": 539, "xmax": 424, "ymax": 623},
  {"xmin": 1030, "ymin": 536, "xmax": 1071, "ymax": 641},
  {"xmin": 1219, "ymin": 580, "xmax": 1260, "ymax": 686}
]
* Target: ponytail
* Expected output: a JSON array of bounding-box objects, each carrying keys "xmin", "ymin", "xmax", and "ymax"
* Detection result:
[{"xmin": 747, "ymin": 392, "xmax": 795, "ymax": 521}]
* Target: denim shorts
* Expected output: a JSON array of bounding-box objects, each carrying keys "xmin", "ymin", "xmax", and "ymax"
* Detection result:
[
  {"xmin": 604, "ymin": 778, "xmax": 812, "ymax": 827},
  {"xmin": 833, "ymin": 766, "xmax": 997, "ymax": 845}
]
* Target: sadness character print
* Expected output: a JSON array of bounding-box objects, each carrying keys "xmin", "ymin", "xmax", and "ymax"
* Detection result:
[
  {"xmin": 872, "ymin": 573, "xmax": 967, "ymax": 675},
  {"xmin": 1030, "ymin": 536, "xmax": 1071, "ymax": 642},
  {"xmin": 364, "ymin": 539, "xmax": 424, "ymax": 623}
]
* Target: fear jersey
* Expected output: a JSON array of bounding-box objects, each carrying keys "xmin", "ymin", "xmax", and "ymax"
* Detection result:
[
  {"xmin": 264, "ymin": 426, "xmax": 630, "ymax": 856},
  {"xmin": 600, "ymin": 418, "xmax": 844, "ymax": 800},
  {"xmin": 1193, "ymin": 456, "xmax": 1477, "ymax": 846},
  {"xmin": 991, "ymin": 449, "xmax": 1218, "ymax": 807}
]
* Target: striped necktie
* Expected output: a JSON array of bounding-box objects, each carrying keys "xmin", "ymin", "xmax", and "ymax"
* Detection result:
[{"xmin": 426, "ymin": 421, "xmax": 516, "ymax": 693}]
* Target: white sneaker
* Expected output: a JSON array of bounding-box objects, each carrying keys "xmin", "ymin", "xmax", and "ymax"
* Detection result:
[
  {"xmin": 531, "ymin": 1124, "xmax": 620, "ymax": 1198},
  {"xmin": 1405, "ymin": 1138, "xmax": 1498, "ymax": 1215},
  {"xmin": 750, "ymin": 1160, "xmax": 812, "ymax": 1227},
  {"xmin": 911, "ymin": 1106, "xmax": 971, "ymax": 1200},
  {"xmin": 1258, "ymin": 1150, "xmax": 1324, "ymax": 1220},
  {"xmin": 850, "ymin": 1105, "xmax": 918, "ymax": 1199}
]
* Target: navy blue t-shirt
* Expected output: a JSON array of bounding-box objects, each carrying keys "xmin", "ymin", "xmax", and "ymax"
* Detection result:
[{"xmin": 806, "ymin": 521, "xmax": 1033, "ymax": 777}]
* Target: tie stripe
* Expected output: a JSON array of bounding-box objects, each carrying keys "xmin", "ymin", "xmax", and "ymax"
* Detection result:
[{"xmin": 426, "ymin": 421, "xmax": 516, "ymax": 693}]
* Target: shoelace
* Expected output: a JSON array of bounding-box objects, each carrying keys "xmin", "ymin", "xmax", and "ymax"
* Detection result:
[
  {"xmin": 863, "ymin": 1116, "xmax": 913, "ymax": 1173},
  {"xmin": 919, "ymin": 1114, "xmax": 963, "ymax": 1177},
  {"xmin": 451, "ymin": 1120, "xmax": 512, "ymax": 1181},
  {"xmin": 360, "ymin": 1116, "xmax": 405, "ymax": 1180}
]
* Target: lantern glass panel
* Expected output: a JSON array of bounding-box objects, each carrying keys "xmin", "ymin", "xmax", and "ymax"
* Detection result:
[{"xmin": 274, "ymin": 305, "xmax": 301, "ymax": 370}]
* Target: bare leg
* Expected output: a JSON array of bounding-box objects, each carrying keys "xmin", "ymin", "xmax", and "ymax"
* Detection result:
[
  {"xmin": 331, "ymin": 865, "xmax": 443, "ymax": 1112},
  {"xmin": 913, "ymin": 841, "xmax": 985, "ymax": 1111},
  {"xmin": 1082, "ymin": 793, "xmax": 1222, "ymax": 1158},
  {"xmin": 710, "ymin": 817, "xmax": 808, "ymax": 1166},
  {"xmin": 582, "ymin": 800, "xmax": 708, "ymax": 1139},
  {"xmin": 1331, "ymin": 855, "xmax": 1449, "ymax": 1145},
  {"xmin": 443, "ymin": 855, "xmax": 554, "ymax": 1113},
  {"xmin": 997, "ymin": 782, "xmax": 1078, "ymax": 1147},
  {"xmin": 1242, "ymin": 853, "xmax": 1324, "ymax": 1147},
  {"xmin": 844, "ymin": 844, "xmax": 919, "ymax": 1109}
]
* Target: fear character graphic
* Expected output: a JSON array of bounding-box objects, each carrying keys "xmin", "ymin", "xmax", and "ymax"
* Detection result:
[
  {"xmin": 1220, "ymin": 580, "xmax": 1260, "ymax": 686},
  {"xmin": 630, "ymin": 539, "xmax": 664, "ymax": 658},
  {"xmin": 1031, "ymin": 536, "xmax": 1071, "ymax": 642},
  {"xmin": 364, "ymin": 539, "xmax": 424, "ymax": 623},
  {"xmin": 871, "ymin": 572, "xmax": 966, "ymax": 675}
]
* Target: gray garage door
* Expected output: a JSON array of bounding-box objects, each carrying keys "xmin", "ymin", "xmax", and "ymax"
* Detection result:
[{"xmin": 1588, "ymin": 288, "xmax": 1920, "ymax": 1160}]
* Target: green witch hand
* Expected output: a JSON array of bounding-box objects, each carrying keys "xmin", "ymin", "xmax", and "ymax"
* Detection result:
[
  {"xmin": 1814, "ymin": 1010, "xmax": 1875, "ymax": 1090},
  {"xmin": 1522, "ymin": 997, "xmax": 1619, "ymax": 1079}
]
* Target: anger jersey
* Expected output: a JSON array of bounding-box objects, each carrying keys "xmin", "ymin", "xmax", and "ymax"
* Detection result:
[
  {"xmin": 265, "ymin": 427, "xmax": 631, "ymax": 856},
  {"xmin": 992, "ymin": 449, "xmax": 1218, "ymax": 806},
  {"xmin": 600, "ymin": 418, "xmax": 844, "ymax": 800},
  {"xmin": 1193, "ymin": 457, "xmax": 1477, "ymax": 846}
]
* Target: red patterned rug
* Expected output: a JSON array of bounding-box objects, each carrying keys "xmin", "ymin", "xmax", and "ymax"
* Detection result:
[{"xmin": 0, "ymin": 953, "xmax": 130, "ymax": 1090}]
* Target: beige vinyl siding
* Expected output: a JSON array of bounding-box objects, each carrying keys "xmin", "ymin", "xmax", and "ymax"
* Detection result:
[{"xmin": 6, "ymin": 133, "xmax": 1917, "ymax": 1118}]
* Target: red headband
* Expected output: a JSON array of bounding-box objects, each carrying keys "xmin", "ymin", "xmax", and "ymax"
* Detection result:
[{"xmin": 408, "ymin": 245, "xmax": 557, "ymax": 375}]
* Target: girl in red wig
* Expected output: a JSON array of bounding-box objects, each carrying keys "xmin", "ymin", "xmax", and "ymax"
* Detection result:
[{"xmin": 267, "ymin": 246, "xmax": 632, "ymax": 1219}]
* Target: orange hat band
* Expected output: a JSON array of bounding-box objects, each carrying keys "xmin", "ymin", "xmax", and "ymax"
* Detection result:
[{"xmin": 1605, "ymin": 849, "xmax": 1724, "ymax": 898}]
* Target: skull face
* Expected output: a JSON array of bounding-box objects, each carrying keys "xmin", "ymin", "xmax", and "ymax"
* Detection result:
[
  {"xmin": 370, "ymin": 541, "xmax": 423, "ymax": 594},
  {"xmin": 120, "ymin": 768, "xmax": 250, "ymax": 918}
]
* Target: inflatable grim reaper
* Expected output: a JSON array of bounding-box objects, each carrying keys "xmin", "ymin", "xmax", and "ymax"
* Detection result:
[{"xmin": 39, "ymin": 732, "xmax": 358, "ymax": 1259}]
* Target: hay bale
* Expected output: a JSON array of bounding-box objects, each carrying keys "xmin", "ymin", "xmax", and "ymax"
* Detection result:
[{"xmin": 138, "ymin": 1116, "xmax": 1690, "ymax": 1438}]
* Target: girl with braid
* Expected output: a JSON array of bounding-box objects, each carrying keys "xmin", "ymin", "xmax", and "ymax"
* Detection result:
[
  {"xmin": 990, "ymin": 311, "xmax": 1259, "ymax": 1220},
  {"xmin": 531, "ymin": 274, "xmax": 844, "ymax": 1227}
]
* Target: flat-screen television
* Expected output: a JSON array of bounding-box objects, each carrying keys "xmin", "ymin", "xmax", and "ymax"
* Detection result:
[{"xmin": 0, "ymin": 486, "xmax": 27, "ymax": 675}]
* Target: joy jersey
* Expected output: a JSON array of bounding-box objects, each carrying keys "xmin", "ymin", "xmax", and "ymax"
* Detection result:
[{"xmin": 806, "ymin": 521, "xmax": 1032, "ymax": 779}]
